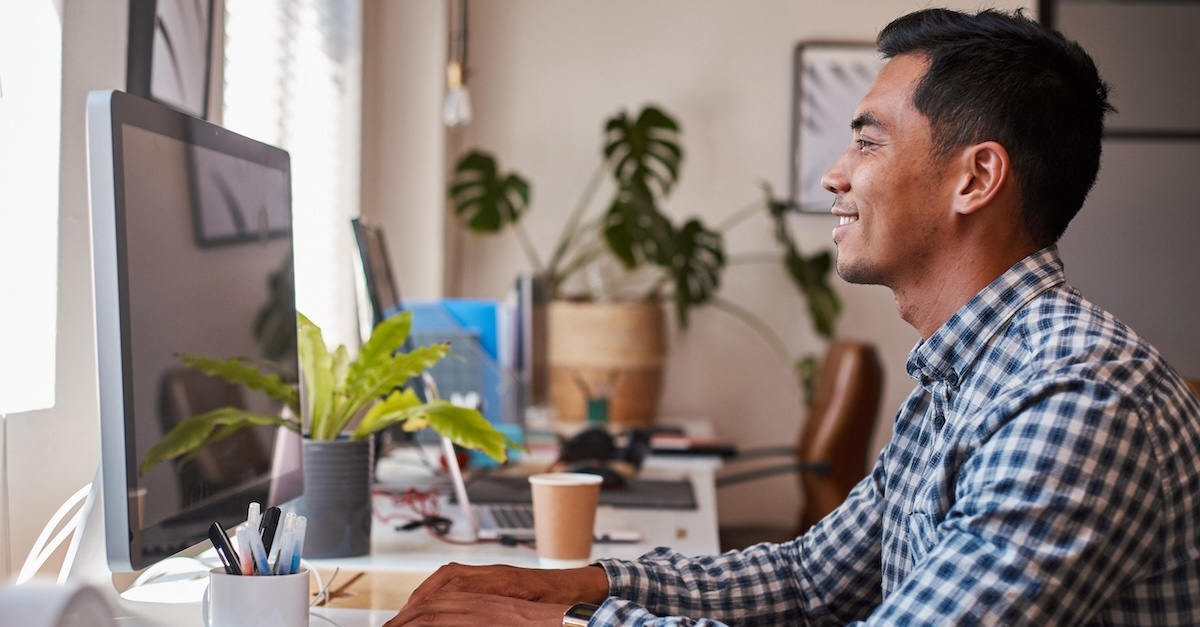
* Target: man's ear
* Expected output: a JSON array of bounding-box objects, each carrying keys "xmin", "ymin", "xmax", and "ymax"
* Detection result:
[{"xmin": 952, "ymin": 141, "xmax": 1010, "ymax": 216}]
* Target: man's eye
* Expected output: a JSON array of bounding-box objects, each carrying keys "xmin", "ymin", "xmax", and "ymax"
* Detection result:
[{"xmin": 856, "ymin": 139, "xmax": 875, "ymax": 150}]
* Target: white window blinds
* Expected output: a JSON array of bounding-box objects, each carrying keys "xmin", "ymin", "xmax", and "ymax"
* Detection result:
[{"xmin": 222, "ymin": 0, "xmax": 363, "ymax": 351}]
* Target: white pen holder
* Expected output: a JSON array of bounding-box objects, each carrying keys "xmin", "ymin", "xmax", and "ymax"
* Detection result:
[{"xmin": 202, "ymin": 567, "xmax": 310, "ymax": 627}]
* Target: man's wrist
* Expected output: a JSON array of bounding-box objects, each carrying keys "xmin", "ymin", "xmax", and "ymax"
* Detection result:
[
  {"xmin": 571, "ymin": 565, "xmax": 611, "ymax": 604},
  {"xmin": 563, "ymin": 602, "xmax": 600, "ymax": 627}
]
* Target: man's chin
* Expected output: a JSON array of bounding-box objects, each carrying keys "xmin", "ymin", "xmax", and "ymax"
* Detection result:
[{"xmin": 836, "ymin": 259, "xmax": 879, "ymax": 286}]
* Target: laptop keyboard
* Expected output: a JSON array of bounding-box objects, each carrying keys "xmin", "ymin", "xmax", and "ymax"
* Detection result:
[{"xmin": 476, "ymin": 503, "xmax": 534, "ymax": 530}]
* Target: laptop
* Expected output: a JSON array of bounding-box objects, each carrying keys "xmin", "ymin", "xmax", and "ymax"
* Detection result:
[{"xmin": 439, "ymin": 436, "xmax": 642, "ymax": 543}]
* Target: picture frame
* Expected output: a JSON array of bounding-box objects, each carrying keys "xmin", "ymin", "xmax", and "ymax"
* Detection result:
[
  {"xmin": 188, "ymin": 145, "xmax": 293, "ymax": 247},
  {"xmin": 789, "ymin": 42, "xmax": 885, "ymax": 212},
  {"xmin": 127, "ymin": 0, "xmax": 215, "ymax": 119}
]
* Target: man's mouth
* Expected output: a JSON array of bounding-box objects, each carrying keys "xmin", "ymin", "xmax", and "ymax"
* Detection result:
[{"xmin": 839, "ymin": 216, "xmax": 859, "ymax": 226}]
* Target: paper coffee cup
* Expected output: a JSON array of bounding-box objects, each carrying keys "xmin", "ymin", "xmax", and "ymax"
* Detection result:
[{"xmin": 528, "ymin": 472, "xmax": 603, "ymax": 568}]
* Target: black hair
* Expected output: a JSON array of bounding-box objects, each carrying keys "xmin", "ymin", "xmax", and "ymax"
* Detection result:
[{"xmin": 877, "ymin": 8, "xmax": 1115, "ymax": 246}]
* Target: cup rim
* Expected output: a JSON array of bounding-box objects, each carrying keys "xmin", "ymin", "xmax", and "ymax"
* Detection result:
[
  {"xmin": 527, "ymin": 472, "xmax": 604, "ymax": 486},
  {"xmin": 208, "ymin": 566, "xmax": 309, "ymax": 578}
]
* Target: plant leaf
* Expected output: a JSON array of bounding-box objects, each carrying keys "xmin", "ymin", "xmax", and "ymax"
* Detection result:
[
  {"xmin": 669, "ymin": 219, "xmax": 725, "ymax": 328},
  {"xmin": 351, "ymin": 396, "xmax": 507, "ymax": 463},
  {"xmin": 351, "ymin": 387, "xmax": 424, "ymax": 439},
  {"xmin": 763, "ymin": 183, "xmax": 840, "ymax": 339},
  {"xmin": 604, "ymin": 106, "xmax": 683, "ymax": 197},
  {"xmin": 603, "ymin": 180, "xmax": 675, "ymax": 269},
  {"xmin": 298, "ymin": 313, "xmax": 336, "ymax": 439},
  {"xmin": 448, "ymin": 151, "xmax": 531, "ymax": 233},
  {"xmin": 423, "ymin": 402, "xmax": 508, "ymax": 463},
  {"xmin": 178, "ymin": 354, "xmax": 299, "ymax": 414},
  {"xmin": 140, "ymin": 407, "xmax": 297, "ymax": 476}
]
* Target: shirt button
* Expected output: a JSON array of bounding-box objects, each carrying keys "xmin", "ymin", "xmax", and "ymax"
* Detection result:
[
  {"xmin": 933, "ymin": 413, "xmax": 946, "ymax": 430},
  {"xmin": 946, "ymin": 371, "xmax": 959, "ymax": 387}
]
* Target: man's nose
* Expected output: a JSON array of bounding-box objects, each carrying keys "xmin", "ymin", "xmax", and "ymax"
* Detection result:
[{"xmin": 821, "ymin": 148, "xmax": 853, "ymax": 197}]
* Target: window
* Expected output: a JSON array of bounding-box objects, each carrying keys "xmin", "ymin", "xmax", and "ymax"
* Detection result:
[
  {"xmin": 222, "ymin": 0, "xmax": 363, "ymax": 351},
  {"xmin": 0, "ymin": 2, "xmax": 62, "ymax": 414}
]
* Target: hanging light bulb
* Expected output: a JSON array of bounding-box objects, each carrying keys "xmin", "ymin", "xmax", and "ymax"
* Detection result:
[
  {"xmin": 443, "ymin": 0, "xmax": 471, "ymax": 127},
  {"xmin": 443, "ymin": 60, "xmax": 471, "ymax": 127}
]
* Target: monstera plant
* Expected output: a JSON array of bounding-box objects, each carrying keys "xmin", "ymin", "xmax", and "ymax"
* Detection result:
[
  {"xmin": 141, "ymin": 310, "xmax": 510, "ymax": 476},
  {"xmin": 449, "ymin": 104, "xmax": 840, "ymax": 392}
]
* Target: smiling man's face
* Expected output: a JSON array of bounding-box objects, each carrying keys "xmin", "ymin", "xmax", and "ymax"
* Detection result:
[{"xmin": 821, "ymin": 53, "xmax": 957, "ymax": 290}]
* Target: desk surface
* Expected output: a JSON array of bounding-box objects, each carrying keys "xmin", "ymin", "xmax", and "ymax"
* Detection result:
[{"xmin": 107, "ymin": 451, "xmax": 722, "ymax": 626}]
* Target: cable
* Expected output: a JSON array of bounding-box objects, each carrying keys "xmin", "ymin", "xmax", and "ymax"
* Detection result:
[
  {"xmin": 308, "ymin": 563, "xmax": 338, "ymax": 607},
  {"xmin": 17, "ymin": 482, "xmax": 92, "ymax": 585}
]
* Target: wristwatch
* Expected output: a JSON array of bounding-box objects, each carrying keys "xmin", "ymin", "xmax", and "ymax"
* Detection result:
[{"xmin": 563, "ymin": 602, "xmax": 600, "ymax": 626}]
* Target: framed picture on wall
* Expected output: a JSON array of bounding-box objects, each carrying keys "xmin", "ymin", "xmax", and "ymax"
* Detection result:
[
  {"xmin": 127, "ymin": 0, "xmax": 214, "ymax": 119},
  {"xmin": 789, "ymin": 42, "xmax": 885, "ymax": 212}
]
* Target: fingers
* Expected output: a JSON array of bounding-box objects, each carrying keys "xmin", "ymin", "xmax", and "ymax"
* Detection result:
[
  {"xmin": 403, "ymin": 562, "xmax": 469, "ymax": 609},
  {"xmin": 400, "ymin": 563, "xmax": 610, "ymax": 614},
  {"xmin": 386, "ymin": 591, "xmax": 567, "ymax": 626}
]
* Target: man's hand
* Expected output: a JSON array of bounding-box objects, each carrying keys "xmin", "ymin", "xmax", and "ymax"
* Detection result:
[
  {"xmin": 383, "ymin": 591, "xmax": 568, "ymax": 626},
  {"xmin": 401, "ymin": 563, "xmax": 610, "ymax": 609},
  {"xmin": 384, "ymin": 564, "xmax": 609, "ymax": 626}
]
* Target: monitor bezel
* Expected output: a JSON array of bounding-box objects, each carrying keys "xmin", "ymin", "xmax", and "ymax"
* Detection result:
[{"xmin": 87, "ymin": 89, "xmax": 303, "ymax": 572}]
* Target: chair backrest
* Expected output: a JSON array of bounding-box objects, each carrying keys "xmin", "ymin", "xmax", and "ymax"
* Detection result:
[
  {"xmin": 158, "ymin": 368, "xmax": 271, "ymax": 502},
  {"xmin": 794, "ymin": 340, "xmax": 883, "ymax": 533}
]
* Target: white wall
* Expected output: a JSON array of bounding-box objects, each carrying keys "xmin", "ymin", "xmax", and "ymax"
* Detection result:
[
  {"xmin": 2, "ymin": 0, "xmax": 126, "ymax": 579},
  {"xmin": 365, "ymin": 0, "xmax": 1031, "ymax": 529},
  {"xmin": 360, "ymin": 0, "xmax": 449, "ymax": 299}
]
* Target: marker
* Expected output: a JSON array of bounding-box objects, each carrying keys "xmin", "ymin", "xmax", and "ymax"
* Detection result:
[
  {"xmin": 233, "ymin": 526, "xmax": 254, "ymax": 575},
  {"xmin": 259, "ymin": 506, "xmax": 281, "ymax": 554},
  {"xmin": 247, "ymin": 502, "xmax": 261, "ymax": 530},
  {"xmin": 273, "ymin": 512, "xmax": 297, "ymax": 575},
  {"xmin": 238, "ymin": 525, "xmax": 270, "ymax": 575},
  {"xmin": 207, "ymin": 522, "xmax": 242, "ymax": 575},
  {"xmin": 289, "ymin": 516, "xmax": 308, "ymax": 575}
]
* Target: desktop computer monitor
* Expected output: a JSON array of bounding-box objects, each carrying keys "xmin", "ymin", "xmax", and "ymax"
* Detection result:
[{"xmin": 86, "ymin": 90, "xmax": 303, "ymax": 572}]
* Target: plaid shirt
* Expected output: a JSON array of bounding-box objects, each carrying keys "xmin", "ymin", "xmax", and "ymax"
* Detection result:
[{"xmin": 594, "ymin": 247, "xmax": 1200, "ymax": 625}]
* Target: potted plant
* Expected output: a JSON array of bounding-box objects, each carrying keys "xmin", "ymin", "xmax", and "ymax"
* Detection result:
[
  {"xmin": 449, "ymin": 105, "xmax": 840, "ymax": 422},
  {"xmin": 142, "ymin": 310, "xmax": 511, "ymax": 557}
]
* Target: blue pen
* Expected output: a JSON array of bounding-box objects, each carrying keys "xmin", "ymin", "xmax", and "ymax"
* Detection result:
[
  {"xmin": 273, "ymin": 512, "xmax": 297, "ymax": 575},
  {"xmin": 289, "ymin": 516, "xmax": 308, "ymax": 575}
]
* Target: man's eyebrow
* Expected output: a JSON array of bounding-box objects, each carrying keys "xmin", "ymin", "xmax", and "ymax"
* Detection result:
[{"xmin": 850, "ymin": 112, "xmax": 885, "ymax": 132}]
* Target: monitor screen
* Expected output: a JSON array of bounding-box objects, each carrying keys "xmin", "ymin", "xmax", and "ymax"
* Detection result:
[
  {"xmin": 351, "ymin": 217, "xmax": 401, "ymax": 330},
  {"xmin": 87, "ymin": 90, "xmax": 303, "ymax": 572}
]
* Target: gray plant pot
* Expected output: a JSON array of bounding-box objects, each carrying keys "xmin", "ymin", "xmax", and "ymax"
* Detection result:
[{"xmin": 286, "ymin": 437, "xmax": 373, "ymax": 558}]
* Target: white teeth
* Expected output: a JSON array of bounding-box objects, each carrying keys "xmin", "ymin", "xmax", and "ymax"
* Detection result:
[{"xmin": 839, "ymin": 216, "xmax": 859, "ymax": 226}]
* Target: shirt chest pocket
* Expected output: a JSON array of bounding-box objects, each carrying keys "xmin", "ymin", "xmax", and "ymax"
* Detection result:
[{"xmin": 906, "ymin": 512, "xmax": 940, "ymax": 569}]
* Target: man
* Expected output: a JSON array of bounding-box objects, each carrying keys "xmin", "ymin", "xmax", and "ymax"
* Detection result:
[{"xmin": 386, "ymin": 8, "xmax": 1200, "ymax": 625}]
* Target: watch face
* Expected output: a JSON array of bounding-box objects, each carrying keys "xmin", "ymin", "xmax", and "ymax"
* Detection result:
[{"xmin": 563, "ymin": 602, "xmax": 599, "ymax": 626}]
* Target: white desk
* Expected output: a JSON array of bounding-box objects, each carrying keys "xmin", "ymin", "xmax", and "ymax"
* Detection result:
[{"xmin": 105, "ymin": 452, "xmax": 722, "ymax": 626}]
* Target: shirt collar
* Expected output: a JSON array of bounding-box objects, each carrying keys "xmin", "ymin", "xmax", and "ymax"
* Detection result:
[{"xmin": 907, "ymin": 246, "xmax": 1067, "ymax": 389}]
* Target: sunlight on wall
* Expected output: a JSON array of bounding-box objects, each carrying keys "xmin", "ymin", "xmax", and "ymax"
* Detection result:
[
  {"xmin": 0, "ymin": 2, "xmax": 61, "ymax": 414},
  {"xmin": 222, "ymin": 0, "xmax": 363, "ymax": 352}
]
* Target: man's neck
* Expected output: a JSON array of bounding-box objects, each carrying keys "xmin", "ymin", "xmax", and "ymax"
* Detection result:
[{"xmin": 894, "ymin": 242, "xmax": 1037, "ymax": 339}]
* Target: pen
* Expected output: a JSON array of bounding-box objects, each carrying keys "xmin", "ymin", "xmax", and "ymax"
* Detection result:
[
  {"xmin": 274, "ymin": 512, "xmax": 297, "ymax": 575},
  {"xmin": 238, "ymin": 525, "xmax": 270, "ymax": 575},
  {"xmin": 289, "ymin": 516, "xmax": 308, "ymax": 576},
  {"xmin": 259, "ymin": 506, "xmax": 281, "ymax": 554},
  {"xmin": 208, "ymin": 522, "xmax": 242, "ymax": 575},
  {"xmin": 247, "ymin": 502, "xmax": 261, "ymax": 530}
]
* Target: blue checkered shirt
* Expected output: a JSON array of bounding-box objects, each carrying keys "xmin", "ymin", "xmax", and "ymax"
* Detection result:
[{"xmin": 593, "ymin": 247, "xmax": 1200, "ymax": 625}]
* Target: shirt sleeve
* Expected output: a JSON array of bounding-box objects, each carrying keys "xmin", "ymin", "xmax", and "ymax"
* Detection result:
[
  {"xmin": 590, "ymin": 465, "xmax": 889, "ymax": 626},
  {"xmin": 859, "ymin": 382, "xmax": 1165, "ymax": 625}
]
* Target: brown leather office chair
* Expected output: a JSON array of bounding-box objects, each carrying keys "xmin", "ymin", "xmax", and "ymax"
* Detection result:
[
  {"xmin": 158, "ymin": 368, "xmax": 271, "ymax": 502},
  {"xmin": 1186, "ymin": 379, "xmax": 1200, "ymax": 400},
  {"xmin": 717, "ymin": 340, "xmax": 884, "ymax": 551}
]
